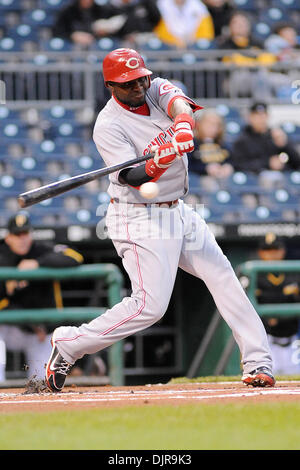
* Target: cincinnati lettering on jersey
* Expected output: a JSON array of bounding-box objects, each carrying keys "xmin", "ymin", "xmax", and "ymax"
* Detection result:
[{"xmin": 143, "ymin": 124, "xmax": 176, "ymax": 155}]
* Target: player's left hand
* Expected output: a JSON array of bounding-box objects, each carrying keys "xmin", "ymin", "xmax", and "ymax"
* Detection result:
[{"xmin": 172, "ymin": 113, "xmax": 195, "ymax": 156}]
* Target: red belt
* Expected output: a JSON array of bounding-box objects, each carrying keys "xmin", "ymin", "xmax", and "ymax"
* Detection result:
[{"xmin": 110, "ymin": 198, "xmax": 178, "ymax": 208}]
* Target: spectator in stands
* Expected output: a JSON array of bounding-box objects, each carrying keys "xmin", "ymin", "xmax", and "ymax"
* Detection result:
[
  {"xmin": 216, "ymin": 11, "xmax": 263, "ymax": 52},
  {"xmin": 0, "ymin": 213, "xmax": 84, "ymax": 382},
  {"xmin": 154, "ymin": 0, "xmax": 214, "ymax": 48},
  {"xmin": 92, "ymin": 0, "xmax": 161, "ymax": 45},
  {"xmin": 255, "ymin": 233, "xmax": 300, "ymax": 375},
  {"xmin": 203, "ymin": 0, "xmax": 235, "ymax": 38},
  {"xmin": 188, "ymin": 110, "xmax": 233, "ymax": 178},
  {"xmin": 216, "ymin": 12, "xmax": 278, "ymax": 98},
  {"xmin": 231, "ymin": 102, "xmax": 300, "ymax": 174},
  {"xmin": 53, "ymin": 0, "xmax": 119, "ymax": 46},
  {"xmin": 264, "ymin": 22, "xmax": 300, "ymax": 62}
]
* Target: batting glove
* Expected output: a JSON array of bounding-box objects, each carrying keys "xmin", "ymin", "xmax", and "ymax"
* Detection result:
[
  {"xmin": 145, "ymin": 143, "xmax": 177, "ymax": 181},
  {"xmin": 152, "ymin": 143, "xmax": 177, "ymax": 168},
  {"xmin": 172, "ymin": 113, "xmax": 195, "ymax": 156}
]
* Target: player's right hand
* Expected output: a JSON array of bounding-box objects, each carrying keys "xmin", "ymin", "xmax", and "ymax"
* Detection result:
[{"xmin": 151, "ymin": 143, "xmax": 177, "ymax": 169}]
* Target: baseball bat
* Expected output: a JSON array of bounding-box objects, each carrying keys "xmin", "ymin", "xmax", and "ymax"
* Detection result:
[{"xmin": 18, "ymin": 152, "xmax": 154, "ymax": 209}]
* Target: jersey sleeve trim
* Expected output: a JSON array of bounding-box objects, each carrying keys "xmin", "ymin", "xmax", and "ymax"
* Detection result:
[{"xmin": 167, "ymin": 96, "xmax": 203, "ymax": 118}]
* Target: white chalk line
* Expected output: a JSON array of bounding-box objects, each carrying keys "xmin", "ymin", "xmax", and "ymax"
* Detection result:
[{"xmin": 0, "ymin": 386, "xmax": 300, "ymax": 405}]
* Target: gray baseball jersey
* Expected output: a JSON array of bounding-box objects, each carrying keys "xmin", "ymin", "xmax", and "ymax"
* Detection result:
[{"xmin": 53, "ymin": 78, "xmax": 273, "ymax": 379}]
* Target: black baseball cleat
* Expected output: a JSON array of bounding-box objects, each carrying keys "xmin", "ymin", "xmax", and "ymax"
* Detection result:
[
  {"xmin": 45, "ymin": 331, "xmax": 73, "ymax": 392},
  {"xmin": 242, "ymin": 366, "xmax": 276, "ymax": 387}
]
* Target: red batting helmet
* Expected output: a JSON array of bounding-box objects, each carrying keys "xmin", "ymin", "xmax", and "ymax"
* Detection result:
[{"xmin": 102, "ymin": 48, "xmax": 152, "ymax": 85}]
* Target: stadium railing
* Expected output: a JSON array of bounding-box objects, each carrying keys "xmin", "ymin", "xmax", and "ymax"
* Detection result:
[{"xmin": 187, "ymin": 260, "xmax": 300, "ymax": 378}]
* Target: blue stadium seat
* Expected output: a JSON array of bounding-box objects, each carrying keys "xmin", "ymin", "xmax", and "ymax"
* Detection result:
[
  {"xmin": 281, "ymin": 122, "xmax": 300, "ymax": 143},
  {"xmin": 13, "ymin": 156, "xmax": 48, "ymax": 175},
  {"xmin": 170, "ymin": 52, "xmax": 200, "ymax": 65},
  {"xmin": 252, "ymin": 22, "xmax": 272, "ymax": 42},
  {"xmin": 70, "ymin": 155, "xmax": 102, "ymax": 173},
  {"xmin": 30, "ymin": 53, "xmax": 55, "ymax": 66},
  {"xmin": 22, "ymin": 9, "xmax": 55, "ymax": 27},
  {"xmin": 211, "ymin": 190, "xmax": 243, "ymax": 208},
  {"xmin": 259, "ymin": 7, "xmax": 291, "ymax": 26},
  {"xmin": 40, "ymin": 38, "xmax": 74, "ymax": 52},
  {"xmin": 7, "ymin": 24, "xmax": 39, "ymax": 43},
  {"xmin": 232, "ymin": 0, "xmax": 257, "ymax": 10},
  {"xmin": 45, "ymin": 122, "xmax": 85, "ymax": 141},
  {"xmin": 38, "ymin": 0, "xmax": 71, "ymax": 9},
  {"xmin": 90, "ymin": 37, "xmax": 121, "ymax": 52},
  {"xmin": 0, "ymin": 37, "xmax": 22, "ymax": 52},
  {"xmin": 0, "ymin": 0, "xmax": 21, "ymax": 10},
  {"xmin": 224, "ymin": 172, "xmax": 260, "ymax": 192},
  {"xmin": 267, "ymin": 188, "xmax": 299, "ymax": 207},
  {"xmin": 40, "ymin": 106, "xmax": 77, "ymax": 122},
  {"xmin": 0, "ymin": 107, "xmax": 22, "ymax": 123},
  {"xmin": 284, "ymin": 171, "xmax": 300, "ymax": 191},
  {"xmin": 34, "ymin": 139, "xmax": 66, "ymax": 156},
  {"xmin": 0, "ymin": 123, "xmax": 28, "ymax": 140},
  {"xmin": 188, "ymin": 171, "xmax": 201, "ymax": 192},
  {"xmin": 139, "ymin": 37, "xmax": 172, "ymax": 52},
  {"xmin": 272, "ymin": 0, "xmax": 300, "ymax": 9},
  {"xmin": 0, "ymin": 175, "xmax": 25, "ymax": 194},
  {"xmin": 215, "ymin": 105, "xmax": 243, "ymax": 121},
  {"xmin": 240, "ymin": 206, "xmax": 284, "ymax": 222},
  {"xmin": 188, "ymin": 39, "xmax": 216, "ymax": 51}
]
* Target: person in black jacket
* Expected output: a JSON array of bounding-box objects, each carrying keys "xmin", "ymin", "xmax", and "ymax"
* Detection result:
[
  {"xmin": 256, "ymin": 233, "xmax": 300, "ymax": 375},
  {"xmin": 53, "ymin": 0, "xmax": 161, "ymax": 47},
  {"xmin": 231, "ymin": 102, "xmax": 300, "ymax": 174},
  {"xmin": 52, "ymin": 0, "xmax": 120, "ymax": 46},
  {"xmin": 0, "ymin": 213, "xmax": 84, "ymax": 381},
  {"xmin": 188, "ymin": 109, "xmax": 234, "ymax": 178}
]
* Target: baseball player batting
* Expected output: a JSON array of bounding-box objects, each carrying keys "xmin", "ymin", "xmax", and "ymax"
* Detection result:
[{"xmin": 45, "ymin": 48, "xmax": 275, "ymax": 392}]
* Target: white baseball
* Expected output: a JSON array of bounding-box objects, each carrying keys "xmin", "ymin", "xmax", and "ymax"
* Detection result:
[{"xmin": 139, "ymin": 182, "xmax": 159, "ymax": 199}]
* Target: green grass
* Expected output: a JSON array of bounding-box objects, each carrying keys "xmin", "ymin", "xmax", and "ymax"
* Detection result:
[
  {"xmin": 1, "ymin": 402, "xmax": 300, "ymax": 450},
  {"xmin": 169, "ymin": 375, "xmax": 300, "ymax": 384}
]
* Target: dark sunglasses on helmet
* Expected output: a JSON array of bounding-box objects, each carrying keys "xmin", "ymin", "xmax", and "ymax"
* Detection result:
[{"xmin": 107, "ymin": 76, "xmax": 148, "ymax": 89}]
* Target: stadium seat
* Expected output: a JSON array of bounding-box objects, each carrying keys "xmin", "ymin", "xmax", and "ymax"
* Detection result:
[
  {"xmin": 211, "ymin": 190, "xmax": 243, "ymax": 208},
  {"xmin": 70, "ymin": 155, "xmax": 102, "ymax": 173},
  {"xmin": 272, "ymin": 0, "xmax": 300, "ymax": 9},
  {"xmin": 267, "ymin": 188, "xmax": 299, "ymax": 208},
  {"xmin": 0, "ymin": 107, "xmax": 22, "ymax": 123},
  {"xmin": 40, "ymin": 106, "xmax": 77, "ymax": 122},
  {"xmin": 40, "ymin": 38, "xmax": 74, "ymax": 52},
  {"xmin": 232, "ymin": 0, "xmax": 257, "ymax": 10},
  {"xmin": 38, "ymin": 0, "xmax": 71, "ymax": 9},
  {"xmin": 139, "ymin": 37, "xmax": 172, "ymax": 52},
  {"xmin": 0, "ymin": 123, "xmax": 28, "ymax": 140},
  {"xmin": 188, "ymin": 39, "xmax": 216, "ymax": 51},
  {"xmin": 22, "ymin": 9, "xmax": 55, "ymax": 27},
  {"xmin": 280, "ymin": 122, "xmax": 300, "ymax": 143},
  {"xmin": 0, "ymin": 38, "xmax": 22, "ymax": 52},
  {"xmin": 215, "ymin": 105, "xmax": 243, "ymax": 120},
  {"xmin": 90, "ymin": 37, "xmax": 121, "ymax": 52},
  {"xmin": 45, "ymin": 122, "xmax": 86, "ymax": 141},
  {"xmin": 0, "ymin": 175, "xmax": 25, "ymax": 194},
  {"xmin": 252, "ymin": 22, "xmax": 272, "ymax": 42},
  {"xmin": 285, "ymin": 171, "xmax": 300, "ymax": 191},
  {"xmin": 259, "ymin": 7, "xmax": 290, "ymax": 26},
  {"xmin": 240, "ymin": 205, "xmax": 284, "ymax": 222},
  {"xmin": 224, "ymin": 172, "xmax": 260, "ymax": 192},
  {"xmin": 0, "ymin": 0, "xmax": 21, "ymax": 10},
  {"xmin": 7, "ymin": 24, "xmax": 39, "ymax": 43},
  {"xmin": 34, "ymin": 139, "xmax": 67, "ymax": 156}
]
